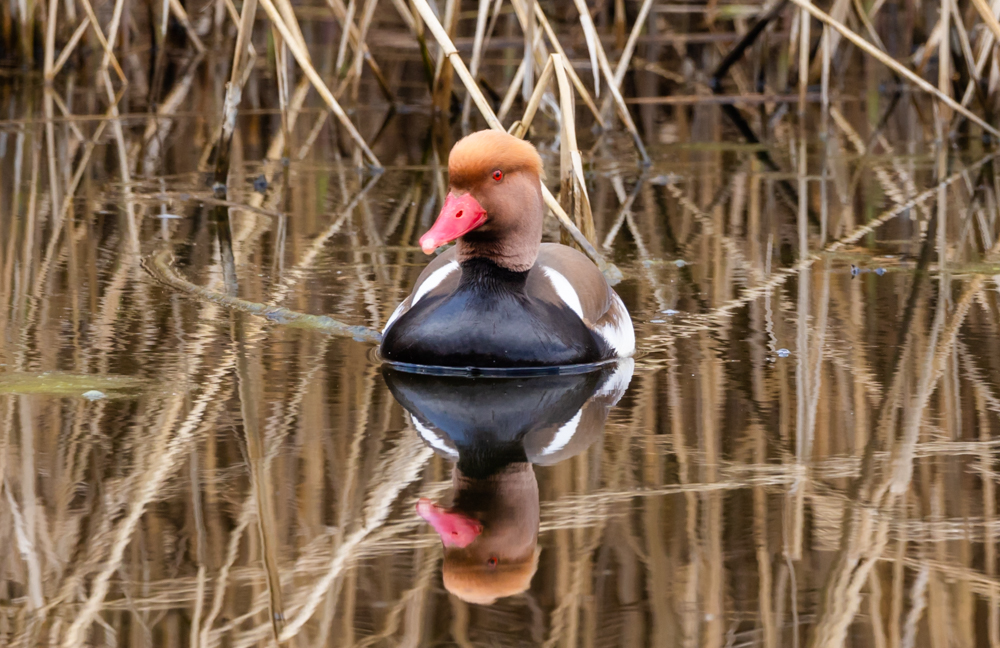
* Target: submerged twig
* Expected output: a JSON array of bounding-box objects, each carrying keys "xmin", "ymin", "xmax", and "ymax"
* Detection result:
[{"xmin": 143, "ymin": 249, "xmax": 384, "ymax": 344}]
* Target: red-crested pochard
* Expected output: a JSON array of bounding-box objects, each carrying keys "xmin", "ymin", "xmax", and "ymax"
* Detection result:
[{"xmin": 380, "ymin": 130, "xmax": 634, "ymax": 368}]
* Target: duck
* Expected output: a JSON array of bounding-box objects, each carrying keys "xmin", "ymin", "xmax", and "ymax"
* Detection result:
[
  {"xmin": 380, "ymin": 130, "xmax": 634, "ymax": 368},
  {"xmin": 382, "ymin": 359, "xmax": 633, "ymax": 604}
]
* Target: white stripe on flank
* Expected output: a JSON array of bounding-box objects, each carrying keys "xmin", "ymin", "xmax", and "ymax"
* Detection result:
[
  {"xmin": 595, "ymin": 293, "xmax": 635, "ymax": 357},
  {"xmin": 411, "ymin": 260, "xmax": 459, "ymax": 307},
  {"xmin": 382, "ymin": 301, "xmax": 407, "ymax": 334},
  {"xmin": 538, "ymin": 409, "xmax": 583, "ymax": 457},
  {"xmin": 411, "ymin": 416, "xmax": 459, "ymax": 459},
  {"xmin": 542, "ymin": 267, "xmax": 584, "ymax": 320}
]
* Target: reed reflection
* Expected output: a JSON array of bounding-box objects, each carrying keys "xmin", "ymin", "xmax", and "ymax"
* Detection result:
[{"xmin": 382, "ymin": 360, "xmax": 633, "ymax": 605}]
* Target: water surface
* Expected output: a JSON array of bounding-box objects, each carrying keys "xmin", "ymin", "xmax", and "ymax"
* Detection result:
[{"xmin": 2, "ymin": 77, "xmax": 1000, "ymax": 648}]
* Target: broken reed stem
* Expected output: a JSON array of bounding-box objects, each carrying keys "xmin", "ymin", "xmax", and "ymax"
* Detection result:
[
  {"xmin": 788, "ymin": 0, "xmax": 1000, "ymax": 138},
  {"xmin": 409, "ymin": 0, "xmax": 621, "ymax": 282}
]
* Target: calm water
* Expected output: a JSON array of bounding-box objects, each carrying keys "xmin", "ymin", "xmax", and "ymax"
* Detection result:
[{"xmin": 2, "ymin": 78, "xmax": 1000, "ymax": 648}]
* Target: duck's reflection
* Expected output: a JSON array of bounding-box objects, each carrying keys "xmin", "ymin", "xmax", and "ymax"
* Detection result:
[{"xmin": 382, "ymin": 360, "xmax": 634, "ymax": 605}]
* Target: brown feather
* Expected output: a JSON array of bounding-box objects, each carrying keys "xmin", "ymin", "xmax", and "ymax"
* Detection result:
[{"xmin": 448, "ymin": 130, "xmax": 544, "ymax": 188}]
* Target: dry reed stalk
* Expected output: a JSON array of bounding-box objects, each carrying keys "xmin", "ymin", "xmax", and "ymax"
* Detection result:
[
  {"xmin": 214, "ymin": 0, "xmax": 258, "ymax": 188},
  {"xmin": 553, "ymin": 54, "xmax": 595, "ymax": 243},
  {"xmin": 529, "ymin": 3, "xmax": 605, "ymax": 128},
  {"xmin": 971, "ymin": 0, "xmax": 1000, "ymax": 42},
  {"xmin": 142, "ymin": 56, "xmax": 202, "ymax": 174},
  {"xmin": 507, "ymin": 54, "xmax": 554, "ymax": 138},
  {"xmin": 61, "ymin": 329, "xmax": 230, "ymax": 646},
  {"xmin": 599, "ymin": 173, "xmax": 644, "ymax": 251},
  {"xmin": 74, "ymin": 0, "xmax": 127, "ymax": 83},
  {"xmin": 850, "ymin": 0, "xmax": 885, "ymax": 52},
  {"xmin": 821, "ymin": 26, "xmax": 830, "ymax": 108},
  {"xmin": 271, "ymin": 0, "xmax": 306, "ymax": 49},
  {"xmin": 788, "ymin": 0, "xmax": 1000, "ymax": 137},
  {"xmin": 323, "ymin": 0, "xmax": 394, "ymax": 102},
  {"xmin": 167, "ymin": 0, "xmax": 206, "ymax": 52},
  {"xmin": 274, "ymin": 27, "xmax": 292, "ymax": 148},
  {"xmin": 950, "ymin": 1, "xmax": 980, "ymax": 93},
  {"xmin": 649, "ymin": 150, "xmax": 999, "ymax": 347},
  {"xmin": 569, "ymin": 0, "xmax": 649, "ymax": 162},
  {"xmin": 256, "ymin": 0, "xmax": 381, "ymax": 167},
  {"xmin": 496, "ymin": 27, "xmax": 545, "ymax": 123},
  {"xmin": 97, "ymin": 0, "xmax": 127, "ymax": 77},
  {"xmin": 600, "ymin": 0, "xmax": 655, "ymax": 119},
  {"xmin": 522, "ymin": 0, "xmax": 536, "ymax": 99},
  {"xmin": 570, "ymin": 0, "xmax": 599, "ymax": 100},
  {"xmin": 233, "ymin": 315, "xmax": 285, "ymax": 640},
  {"xmin": 939, "ymin": 0, "xmax": 953, "ymax": 123},
  {"xmin": 409, "ymin": 0, "xmax": 620, "ymax": 280},
  {"xmin": 275, "ymin": 433, "xmax": 433, "ymax": 641},
  {"xmin": 335, "ymin": 0, "xmax": 356, "ymax": 73},
  {"xmin": 460, "ymin": 0, "xmax": 492, "ymax": 129},
  {"xmin": 798, "ymin": 4, "xmax": 809, "ymax": 113},
  {"xmin": 430, "ymin": 0, "xmax": 460, "ymax": 111},
  {"xmin": 345, "ymin": 0, "xmax": 379, "ymax": 98},
  {"xmin": 42, "ymin": 0, "xmax": 56, "ymax": 77},
  {"xmin": 48, "ymin": 17, "xmax": 90, "ymax": 79}
]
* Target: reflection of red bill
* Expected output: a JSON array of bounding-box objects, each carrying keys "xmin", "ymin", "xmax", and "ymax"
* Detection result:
[
  {"xmin": 416, "ymin": 497, "xmax": 483, "ymax": 548},
  {"xmin": 419, "ymin": 193, "xmax": 487, "ymax": 255}
]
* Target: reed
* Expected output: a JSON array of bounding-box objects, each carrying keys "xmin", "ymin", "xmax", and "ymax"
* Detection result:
[{"xmin": 2, "ymin": 1, "xmax": 1000, "ymax": 647}]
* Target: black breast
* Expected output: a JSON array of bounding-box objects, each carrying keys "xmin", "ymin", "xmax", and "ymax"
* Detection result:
[{"xmin": 381, "ymin": 259, "xmax": 607, "ymax": 367}]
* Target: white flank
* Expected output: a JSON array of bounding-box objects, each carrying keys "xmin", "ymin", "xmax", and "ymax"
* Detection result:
[
  {"xmin": 382, "ymin": 301, "xmax": 407, "ymax": 334},
  {"xmin": 542, "ymin": 267, "xmax": 584, "ymax": 319},
  {"xmin": 538, "ymin": 409, "xmax": 583, "ymax": 458},
  {"xmin": 595, "ymin": 358, "xmax": 635, "ymax": 403},
  {"xmin": 596, "ymin": 293, "xmax": 636, "ymax": 357},
  {"xmin": 411, "ymin": 416, "xmax": 459, "ymax": 459},
  {"xmin": 411, "ymin": 260, "xmax": 459, "ymax": 307}
]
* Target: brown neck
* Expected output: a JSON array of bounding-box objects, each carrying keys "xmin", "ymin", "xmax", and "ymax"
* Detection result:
[
  {"xmin": 452, "ymin": 463, "xmax": 539, "ymax": 548},
  {"xmin": 456, "ymin": 174, "xmax": 544, "ymax": 273}
]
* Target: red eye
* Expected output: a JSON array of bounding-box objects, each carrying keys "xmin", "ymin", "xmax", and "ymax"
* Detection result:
[
  {"xmin": 487, "ymin": 557, "xmax": 498, "ymax": 568},
  {"xmin": 492, "ymin": 169, "xmax": 503, "ymax": 182}
]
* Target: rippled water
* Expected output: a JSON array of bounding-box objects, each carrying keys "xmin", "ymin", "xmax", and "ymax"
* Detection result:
[{"xmin": 2, "ymin": 79, "xmax": 1000, "ymax": 647}]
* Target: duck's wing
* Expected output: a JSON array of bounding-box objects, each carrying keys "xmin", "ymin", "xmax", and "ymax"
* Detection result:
[
  {"xmin": 530, "ymin": 243, "xmax": 635, "ymax": 357},
  {"xmin": 383, "ymin": 247, "xmax": 461, "ymax": 334}
]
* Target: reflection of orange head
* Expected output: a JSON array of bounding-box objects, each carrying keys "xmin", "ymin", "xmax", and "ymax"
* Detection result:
[
  {"xmin": 443, "ymin": 547, "xmax": 541, "ymax": 605},
  {"xmin": 423, "ymin": 463, "xmax": 540, "ymax": 605}
]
